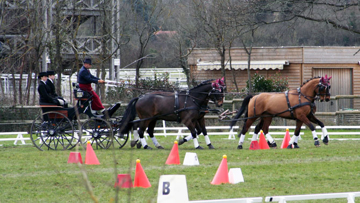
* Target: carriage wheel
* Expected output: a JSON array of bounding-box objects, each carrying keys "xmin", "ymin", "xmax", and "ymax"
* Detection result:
[
  {"xmin": 81, "ymin": 118, "xmax": 113, "ymax": 149},
  {"xmin": 30, "ymin": 111, "xmax": 75, "ymax": 151},
  {"xmin": 113, "ymin": 128, "xmax": 129, "ymax": 149},
  {"xmin": 68, "ymin": 113, "xmax": 89, "ymax": 150}
]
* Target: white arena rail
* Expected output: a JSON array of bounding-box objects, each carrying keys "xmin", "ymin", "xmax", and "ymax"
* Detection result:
[
  {"xmin": 0, "ymin": 132, "xmax": 29, "ymax": 145},
  {"xmin": 265, "ymin": 191, "xmax": 360, "ymax": 203},
  {"xmin": 190, "ymin": 197, "xmax": 263, "ymax": 203},
  {"xmin": 2, "ymin": 124, "xmax": 360, "ymax": 145}
]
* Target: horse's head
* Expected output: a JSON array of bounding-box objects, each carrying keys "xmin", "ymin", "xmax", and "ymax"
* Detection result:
[
  {"xmin": 317, "ymin": 75, "xmax": 331, "ymax": 102},
  {"xmin": 210, "ymin": 79, "xmax": 225, "ymax": 107}
]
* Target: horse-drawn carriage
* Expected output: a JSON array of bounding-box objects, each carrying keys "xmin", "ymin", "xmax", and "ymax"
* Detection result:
[
  {"xmin": 30, "ymin": 83, "xmax": 128, "ymax": 151},
  {"xmin": 30, "ymin": 78, "xmax": 226, "ymax": 151}
]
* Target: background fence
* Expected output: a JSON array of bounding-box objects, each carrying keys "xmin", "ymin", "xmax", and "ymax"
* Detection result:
[{"xmin": 1, "ymin": 96, "xmax": 360, "ymax": 132}]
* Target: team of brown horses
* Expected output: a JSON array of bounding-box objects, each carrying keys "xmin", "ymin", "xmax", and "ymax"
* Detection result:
[{"xmin": 119, "ymin": 76, "xmax": 331, "ymax": 149}]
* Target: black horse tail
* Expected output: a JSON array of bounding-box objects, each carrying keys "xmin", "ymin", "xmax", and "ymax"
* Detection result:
[
  {"xmin": 119, "ymin": 97, "xmax": 139, "ymax": 134},
  {"xmin": 230, "ymin": 95, "xmax": 253, "ymax": 129}
]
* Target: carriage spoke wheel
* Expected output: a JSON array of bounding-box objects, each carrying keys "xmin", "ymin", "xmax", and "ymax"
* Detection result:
[
  {"xmin": 113, "ymin": 128, "xmax": 129, "ymax": 149},
  {"xmin": 30, "ymin": 111, "xmax": 75, "ymax": 151},
  {"xmin": 68, "ymin": 113, "xmax": 88, "ymax": 150},
  {"xmin": 81, "ymin": 118, "xmax": 113, "ymax": 149}
]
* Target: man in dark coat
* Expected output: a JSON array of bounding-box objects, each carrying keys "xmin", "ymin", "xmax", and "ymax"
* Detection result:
[
  {"xmin": 77, "ymin": 58, "xmax": 120, "ymax": 117},
  {"xmin": 77, "ymin": 58, "xmax": 106, "ymax": 113},
  {"xmin": 46, "ymin": 70, "xmax": 68, "ymax": 108},
  {"xmin": 37, "ymin": 72, "xmax": 62, "ymax": 106}
]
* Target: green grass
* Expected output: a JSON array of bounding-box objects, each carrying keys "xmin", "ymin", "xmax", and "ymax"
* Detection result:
[{"xmin": 1, "ymin": 130, "xmax": 360, "ymax": 203}]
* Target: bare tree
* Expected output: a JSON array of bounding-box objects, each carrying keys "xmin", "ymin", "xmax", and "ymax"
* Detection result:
[{"xmin": 127, "ymin": 0, "xmax": 168, "ymax": 87}]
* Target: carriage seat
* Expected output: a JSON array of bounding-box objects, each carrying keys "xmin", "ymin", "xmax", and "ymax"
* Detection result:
[{"xmin": 73, "ymin": 83, "xmax": 92, "ymax": 100}]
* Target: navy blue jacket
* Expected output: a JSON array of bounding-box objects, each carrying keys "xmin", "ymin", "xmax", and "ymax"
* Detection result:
[{"xmin": 77, "ymin": 66, "xmax": 99, "ymax": 84}]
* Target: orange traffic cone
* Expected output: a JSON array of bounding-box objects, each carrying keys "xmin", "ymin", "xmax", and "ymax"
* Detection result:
[
  {"xmin": 67, "ymin": 152, "xmax": 83, "ymax": 164},
  {"xmin": 133, "ymin": 159, "xmax": 151, "ymax": 188},
  {"xmin": 259, "ymin": 130, "xmax": 270, "ymax": 150},
  {"xmin": 281, "ymin": 128, "xmax": 292, "ymax": 149},
  {"xmin": 85, "ymin": 141, "xmax": 100, "ymax": 165},
  {"xmin": 114, "ymin": 174, "xmax": 133, "ymax": 188},
  {"xmin": 211, "ymin": 155, "xmax": 229, "ymax": 185},
  {"xmin": 165, "ymin": 141, "xmax": 180, "ymax": 165}
]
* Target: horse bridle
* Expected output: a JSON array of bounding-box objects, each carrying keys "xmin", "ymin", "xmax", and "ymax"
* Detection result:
[{"xmin": 316, "ymin": 82, "xmax": 331, "ymax": 97}]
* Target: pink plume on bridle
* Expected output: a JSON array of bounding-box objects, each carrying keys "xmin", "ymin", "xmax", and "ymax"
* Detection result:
[
  {"xmin": 322, "ymin": 74, "xmax": 332, "ymax": 85},
  {"xmin": 212, "ymin": 82, "xmax": 220, "ymax": 90},
  {"xmin": 218, "ymin": 77, "xmax": 225, "ymax": 86}
]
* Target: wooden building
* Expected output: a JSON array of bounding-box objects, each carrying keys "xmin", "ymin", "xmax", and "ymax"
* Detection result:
[{"xmin": 188, "ymin": 46, "xmax": 360, "ymax": 111}]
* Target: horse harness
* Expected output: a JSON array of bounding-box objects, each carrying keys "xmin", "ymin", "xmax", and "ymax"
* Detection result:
[
  {"xmin": 284, "ymin": 88, "xmax": 315, "ymax": 118},
  {"xmin": 252, "ymin": 88, "xmax": 315, "ymax": 119},
  {"xmin": 174, "ymin": 90, "xmax": 211, "ymax": 122}
]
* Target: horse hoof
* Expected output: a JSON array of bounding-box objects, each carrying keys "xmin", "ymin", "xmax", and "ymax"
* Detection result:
[
  {"xmin": 144, "ymin": 145, "xmax": 152, "ymax": 150},
  {"xmin": 314, "ymin": 140, "xmax": 320, "ymax": 147},
  {"xmin": 156, "ymin": 145, "xmax": 164, "ymax": 149},
  {"xmin": 323, "ymin": 136, "xmax": 329, "ymax": 145},
  {"xmin": 136, "ymin": 142, "xmax": 142, "ymax": 149},
  {"xmin": 207, "ymin": 144, "xmax": 215, "ymax": 149},
  {"xmin": 286, "ymin": 144, "xmax": 293, "ymax": 149},
  {"xmin": 293, "ymin": 143, "xmax": 300, "ymax": 148},
  {"xmin": 196, "ymin": 146, "xmax": 204, "ymax": 150},
  {"xmin": 178, "ymin": 139, "xmax": 186, "ymax": 145},
  {"xmin": 130, "ymin": 140, "xmax": 138, "ymax": 148},
  {"xmin": 267, "ymin": 141, "xmax": 277, "ymax": 148},
  {"xmin": 237, "ymin": 145, "xmax": 243, "ymax": 149}
]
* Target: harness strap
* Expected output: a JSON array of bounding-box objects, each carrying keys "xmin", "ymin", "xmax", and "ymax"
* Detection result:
[
  {"xmin": 174, "ymin": 91, "xmax": 181, "ymax": 123},
  {"xmin": 297, "ymin": 88, "xmax": 302, "ymax": 104},
  {"xmin": 285, "ymin": 91, "xmax": 294, "ymax": 118}
]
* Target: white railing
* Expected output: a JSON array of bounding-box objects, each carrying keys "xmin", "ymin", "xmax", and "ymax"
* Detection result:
[
  {"xmin": 0, "ymin": 132, "xmax": 29, "ymax": 145},
  {"xmin": 2, "ymin": 124, "xmax": 360, "ymax": 145},
  {"xmin": 265, "ymin": 191, "xmax": 360, "ymax": 203},
  {"xmin": 190, "ymin": 197, "xmax": 263, "ymax": 203}
]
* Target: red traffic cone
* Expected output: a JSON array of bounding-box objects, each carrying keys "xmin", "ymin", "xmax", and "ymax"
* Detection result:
[
  {"xmin": 165, "ymin": 141, "xmax": 180, "ymax": 165},
  {"xmin": 281, "ymin": 128, "xmax": 292, "ymax": 149},
  {"xmin": 249, "ymin": 140, "xmax": 261, "ymax": 150},
  {"xmin": 259, "ymin": 130, "xmax": 270, "ymax": 150},
  {"xmin": 114, "ymin": 174, "xmax": 133, "ymax": 188},
  {"xmin": 211, "ymin": 155, "xmax": 229, "ymax": 185},
  {"xmin": 67, "ymin": 152, "xmax": 83, "ymax": 164},
  {"xmin": 85, "ymin": 141, "xmax": 100, "ymax": 165},
  {"xmin": 133, "ymin": 159, "xmax": 151, "ymax": 188}
]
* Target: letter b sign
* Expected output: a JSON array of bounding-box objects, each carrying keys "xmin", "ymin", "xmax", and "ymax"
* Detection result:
[
  {"xmin": 162, "ymin": 182, "xmax": 170, "ymax": 195},
  {"xmin": 157, "ymin": 175, "xmax": 188, "ymax": 203}
]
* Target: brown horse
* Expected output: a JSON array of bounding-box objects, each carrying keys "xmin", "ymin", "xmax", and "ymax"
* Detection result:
[
  {"xmin": 119, "ymin": 78, "xmax": 225, "ymax": 149},
  {"xmin": 230, "ymin": 76, "xmax": 331, "ymax": 149}
]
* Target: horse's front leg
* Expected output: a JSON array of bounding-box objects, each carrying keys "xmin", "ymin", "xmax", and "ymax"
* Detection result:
[
  {"xmin": 197, "ymin": 117, "xmax": 214, "ymax": 149},
  {"xmin": 287, "ymin": 120, "xmax": 303, "ymax": 149},
  {"xmin": 298, "ymin": 115, "xmax": 320, "ymax": 147},
  {"xmin": 178, "ymin": 121, "xmax": 203, "ymax": 149},
  {"xmin": 308, "ymin": 113, "xmax": 329, "ymax": 145},
  {"xmin": 147, "ymin": 120, "xmax": 164, "ymax": 149}
]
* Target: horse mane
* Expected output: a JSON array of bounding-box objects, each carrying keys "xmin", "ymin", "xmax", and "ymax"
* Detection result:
[
  {"xmin": 190, "ymin": 79, "xmax": 215, "ymax": 90},
  {"xmin": 300, "ymin": 76, "xmax": 321, "ymax": 87}
]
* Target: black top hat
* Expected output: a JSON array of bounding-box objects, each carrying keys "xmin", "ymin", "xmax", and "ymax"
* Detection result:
[
  {"xmin": 83, "ymin": 58, "xmax": 92, "ymax": 65},
  {"xmin": 47, "ymin": 70, "xmax": 55, "ymax": 75},
  {"xmin": 38, "ymin": 72, "xmax": 48, "ymax": 79}
]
